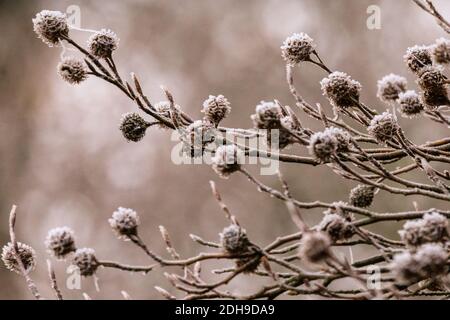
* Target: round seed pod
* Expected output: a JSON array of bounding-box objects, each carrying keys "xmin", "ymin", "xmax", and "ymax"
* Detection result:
[
  {"xmin": 251, "ymin": 101, "xmax": 282, "ymax": 129},
  {"xmin": 432, "ymin": 38, "xmax": 450, "ymax": 65},
  {"xmin": 367, "ymin": 111, "xmax": 398, "ymax": 143},
  {"xmin": 45, "ymin": 227, "xmax": 76, "ymax": 259},
  {"xmin": 32, "ymin": 10, "xmax": 69, "ymax": 47},
  {"xmin": 119, "ymin": 112, "xmax": 150, "ymax": 142},
  {"xmin": 109, "ymin": 207, "xmax": 140, "ymax": 239},
  {"xmin": 72, "ymin": 248, "xmax": 99, "ymax": 277},
  {"xmin": 281, "ymin": 33, "xmax": 315, "ymax": 66},
  {"xmin": 377, "ymin": 74, "xmax": 407, "ymax": 103},
  {"xmin": 57, "ymin": 57, "xmax": 88, "ymax": 84},
  {"xmin": 1, "ymin": 242, "xmax": 37, "ymax": 274},
  {"xmin": 298, "ymin": 232, "xmax": 331, "ymax": 264},
  {"xmin": 318, "ymin": 213, "xmax": 354, "ymax": 242},
  {"xmin": 201, "ymin": 95, "xmax": 231, "ymax": 126},
  {"xmin": 320, "ymin": 71, "xmax": 362, "ymax": 109},
  {"xmin": 397, "ymin": 90, "xmax": 424, "ymax": 118},
  {"xmin": 403, "ymin": 45, "xmax": 433, "ymax": 74},
  {"xmin": 220, "ymin": 224, "xmax": 250, "ymax": 254},
  {"xmin": 211, "ymin": 144, "xmax": 243, "ymax": 179},
  {"xmin": 349, "ymin": 185, "xmax": 375, "ymax": 208},
  {"xmin": 87, "ymin": 29, "xmax": 119, "ymax": 59}
]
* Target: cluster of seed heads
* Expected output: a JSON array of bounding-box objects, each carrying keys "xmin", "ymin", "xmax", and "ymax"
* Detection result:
[
  {"xmin": 308, "ymin": 127, "xmax": 350, "ymax": 162},
  {"xmin": 45, "ymin": 227, "xmax": 76, "ymax": 259},
  {"xmin": 211, "ymin": 144, "xmax": 243, "ymax": 178},
  {"xmin": 320, "ymin": 71, "xmax": 361, "ymax": 109},
  {"xmin": 349, "ymin": 185, "xmax": 375, "ymax": 208},
  {"xmin": 391, "ymin": 243, "xmax": 448, "ymax": 286},
  {"xmin": 377, "ymin": 74, "xmax": 407, "ymax": 103},
  {"xmin": 399, "ymin": 211, "xmax": 449, "ymax": 247},
  {"xmin": 367, "ymin": 111, "xmax": 398, "ymax": 143},
  {"xmin": 109, "ymin": 207, "xmax": 140, "ymax": 239},
  {"xmin": 87, "ymin": 29, "xmax": 119, "ymax": 59},
  {"xmin": 32, "ymin": 10, "xmax": 69, "ymax": 47},
  {"xmin": 57, "ymin": 57, "xmax": 88, "ymax": 84},
  {"xmin": 119, "ymin": 112, "xmax": 150, "ymax": 142},
  {"xmin": 1, "ymin": 242, "xmax": 37, "ymax": 274},
  {"xmin": 280, "ymin": 33, "xmax": 315, "ymax": 66},
  {"xmin": 201, "ymin": 95, "xmax": 231, "ymax": 127}
]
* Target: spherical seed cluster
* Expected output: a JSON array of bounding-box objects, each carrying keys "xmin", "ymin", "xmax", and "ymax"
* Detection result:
[
  {"xmin": 201, "ymin": 95, "xmax": 231, "ymax": 126},
  {"xmin": 421, "ymin": 86, "xmax": 450, "ymax": 108},
  {"xmin": 318, "ymin": 213, "xmax": 354, "ymax": 242},
  {"xmin": 298, "ymin": 232, "xmax": 331, "ymax": 264},
  {"xmin": 432, "ymin": 38, "xmax": 450, "ymax": 65},
  {"xmin": 211, "ymin": 144, "xmax": 243, "ymax": 178},
  {"xmin": 397, "ymin": 90, "xmax": 424, "ymax": 118},
  {"xmin": 72, "ymin": 248, "xmax": 98, "ymax": 277},
  {"xmin": 57, "ymin": 57, "xmax": 88, "ymax": 84},
  {"xmin": 181, "ymin": 120, "xmax": 216, "ymax": 158},
  {"xmin": 367, "ymin": 111, "xmax": 398, "ymax": 143},
  {"xmin": 325, "ymin": 127, "xmax": 351, "ymax": 152},
  {"xmin": 281, "ymin": 33, "xmax": 315, "ymax": 66},
  {"xmin": 417, "ymin": 66, "xmax": 446, "ymax": 91},
  {"xmin": 377, "ymin": 74, "xmax": 407, "ymax": 103},
  {"xmin": 87, "ymin": 29, "xmax": 119, "ymax": 59},
  {"xmin": 320, "ymin": 72, "xmax": 362, "ymax": 109},
  {"xmin": 349, "ymin": 185, "xmax": 375, "ymax": 208},
  {"xmin": 1, "ymin": 242, "xmax": 37, "ymax": 274},
  {"xmin": 403, "ymin": 45, "xmax": 433, "ymax": 74},
  {"xmin": 45, "ymin": 227, "xmax": 76, "ymax": 259},
  {"xmin": 251, "ymin": 101, "xmax": 282, "ymax": 129},
  {"xmin": 399, "ymin": 211, "xmax": 449, "ymax": 247},
  {"xmin": 109, "ymin": 207, "xmax": 140, "ymax": 238},
  {"xmin": 220, "ymin": 224, "xmax": 250, "ymax": 254},
  {"xmin": 119, "ymin": 112, "xmax": 149, "ymax": 142},
  {"xmin": 391, "ymin": 244, "xmax": 448, "ymax": 286},
  {"xmin": 308, "ymin": 130, "xmax": 337, "ymax": 162},
  {"xmin": 32, "ymin": 10, "xmax": 69, "ymax": 47}
]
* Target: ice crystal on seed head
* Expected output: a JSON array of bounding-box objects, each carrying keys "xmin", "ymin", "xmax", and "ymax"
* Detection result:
[
  {"xmin": 109, "ymin": 207, "xmax": 140, "ymax": 239},
  {"xmin": 88, "ymin": 29, "xmax": 119, "ymax": 59},
  {"xmin": 32, "ymin": 10, "xmax": 69, "ymax": 46},
  {"xmin": 320, "ymin": 72, "xmax": 361, "ymax": 109}
]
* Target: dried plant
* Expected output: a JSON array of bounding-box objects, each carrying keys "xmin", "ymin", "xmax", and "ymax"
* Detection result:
[{"xmin": 3, "ymin": 1, "xmax": 450, "ymax": 300}]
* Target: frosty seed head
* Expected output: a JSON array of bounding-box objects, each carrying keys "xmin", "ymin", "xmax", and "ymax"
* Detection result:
[
  {"xmin": 414, "ymin": 243, "xmax": 448, "ymax": 279},
  {"xmin": 57, "ymin": 57, "xmax": 88, "ymax": 84},
  {"xmin": 349, "ymin": 185, "xmax": 375, "ymax": 208},
  {"xmin": 220, "ymin": 224, "xmax": 250, "ymax": 254},
  {"xmin": 251, "ymin": 101, "xmax": 282, "ymax": 129},
  {"xmin": 399, "ymin": 211, "xmax": 449, "ymax": 247},
  {"xmin": 417, "ymin": 66, "xmax": 446, "ymax": 91},
  {"xmin": 320, "ymin": 71, "xmax": 362, "ymax": 109},
  {"xmin": 308, "ymin": 130, "xmax": 338, "ymax": 162},
  {"xmin": 211, "ymin": 144, "xmax": 243, "ymax": 178},
  {"xmin": 318, "ymin": 213, "xmax": 354, "ymax": 242},
  {"xmin": 298, "ymin": 232, "xmax": 331, "ymax": 264},
  {"xmin": 119, "ymin": 112, "xmax": 150, "ymax": 142},
  {"xmin": 367, "ymin": 111, "xmax": 398, "ymax": 143},
  {"xmin": 201, "ymin": 95, "xmax": 231, "ymax": 126},
  {"xmin": 281, "ymin": 33, "xmax": 315, "ymax": 66},
  {"xmin": 432, "ymin": 38, "xmax": 450, "ymax": 65},
  {"xmin": 181, "ymin": 120, "xmax": 216, "ymax": 158},
  {"xmin": 109, "ymin": 207, "xmax": 140, "ymax": 239},
  {"xmin": 87, "ymin": 29, "xmax": 119, "ymax": 59},
  {"xmin": 72, "ymin": 248, "xmax": 99, "ymax": 277},
  {"xmin": 397, "ymin": 90, "xmax": 424, "ymax": 118},
  {"xmin": 324, "ymin": 127, "xmax": 351, "ymax": 152},
  {"xmin": 45, "ymin": 227, "xmax": 76, "ymax": 259},
  {"xmin": 403, "ymin": 45, "xmax": 433, "ymax": 74},
  {"xmin": 391, "ymin": 250, "xmax": 422, "ymax": 285},
  {"xmin": 420, "ymin": 86, "xmax": 450, "ymax": 108},
  {"xmin": 273, "ymin": 116, "xmax": 302, "ymax": 150},
  {"xmin": 1, "ymin": 242, "xmax": 37, "ymax": 274},
  {"xmin": 377, "ymin": 74, "xmax": 407, "ymax": 103},
  {"xmin": 32, "ymin": 10, "xmax": 69, "ymax": 47}
]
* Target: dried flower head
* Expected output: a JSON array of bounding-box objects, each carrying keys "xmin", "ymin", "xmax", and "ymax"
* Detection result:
[
  {"xmin": 298, "ymin": 232, "xmax": 331, "ymax": 264},
  {"xmin": 325, "ymin": 127, "xmax": 351, "ymax": 152},
  {"xmin": 273, "ymin": 116, "xmax": 301, "ymax": 150},
  {"xmin": 318, "ymin": 213, "xmax": 354, "ymax": 242},
  {"xmin": 367, "ymin": 111, "xmax": 398, "ymax": 143},
  {"xmin": 32, "ymin": 10, "xmax": 69, "ymax": 47},
  {"xmin": 349, "ymin": 185, "xmax": 375, "ymax": 208},
  {"xmin": 119, "ymin": 112, "xmax": 150, "ymax": 142},
  {"xmin": 420, "ymin": 86, "xmax": 450, "ymax": 108},
  {"xmin": 397, "ymin": 90, "xmax": 424, "ymax": 118},
  {"xmin": 202, "ymin": 95, "xmax": 231, "ymax": 126},
  {"xmin": 320, "ymin": 71, "xmax": 362, "ymax": 109},
  {"xmin": 417, "ymin": 66, "xmax": 446, "ymax": 91},
  {"xmin": 220, "ymin": 224, "xmax": 250, "ymax": 254},
  {"xmin": 87, "ymin": 29, "xmax": 119, "ymax": 59},
  {"xmin": 377, "ymin": 74, "xmax": 407, "ymax": 103},
  {"xmin": 109, "ymin": 207, "xmax": 140, "ymax": 239},
  {"xmin": 281, "ymin": 33, "xmax": 315, "ymax": 65},
  {"xmin": 432, "ymin": 38, "xmax": 450, "ymax": 65},
  {"xmin": 251, "ymin": 101, "xmax": 282, "ymax": 129},
  {"xmin": 1, "ymin": 242, "xmax": 37, "ymax": 274},
  {"xmin": 72, "ymin": 248, "xmax": 99, "ymax": 277},
  {"xmin": 308, "ymin": 130, "xmax": 338, "ymax": 162},
  {"xmin": 399, "ymin": 211, "xmax": 449, "ymax": 247},
  {"xmin": 57, "ymin": 57, "xmax": 88, "ymax": 84},
  {"xmin": 211, "ymin": 144, "xmax": 243, "ymax": 178},
  {"xmin": 392, "ymin": 244, "xmax": 448, "ymax": 286},
  {"xmin": 45, "ymin": 227, "xmax": 76, "ymax": 259},
  {"xmin": 403, "ymin": 45, "xmax": 433, "ymax": 74},
  {"xmin": 181, "ymin": 120, "xmax": 216, "ymax": 158}
]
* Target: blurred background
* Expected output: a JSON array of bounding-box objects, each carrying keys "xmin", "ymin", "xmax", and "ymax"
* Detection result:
[{"xmin": 0, "ymin": 0, "xmax": 449, "ymax": 299}]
